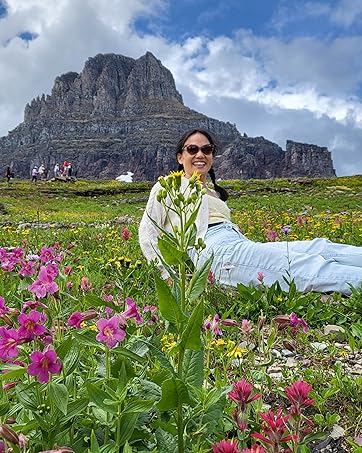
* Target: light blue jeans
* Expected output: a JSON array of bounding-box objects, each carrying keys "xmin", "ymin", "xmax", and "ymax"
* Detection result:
[{"xmin": 191, "ymin": 222, "xmax": 362, "ymax": 294}]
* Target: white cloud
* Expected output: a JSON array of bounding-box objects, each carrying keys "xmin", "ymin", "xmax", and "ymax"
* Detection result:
[{"xmin": 0, "ymin": 0, "xmax": 362, "ymax": 175}]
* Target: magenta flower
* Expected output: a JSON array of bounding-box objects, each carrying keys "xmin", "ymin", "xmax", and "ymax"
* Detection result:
[
  {"xmin": 10, "ymin": 247, "xmax": 24, "ymax": 264},
  {"xmin": 221, "ymin": 318, "xmax": 238, "ymax": 327},
  {"xmin": 67, "ymin": 312, "xmax": 82, "ymax": 329},
  {"xmin": 28, "ymin": 266, "xmax": 58, "ymax": 299},
  {"xmin": 22, "ymin": 300, "xmax": 48, "ymax": 312},
  {"xmin": 208, "ymin": 270, "xmax": 215, "ymax": 284},
  {"xmin": 121, "ymin": 227, "xmax": 131, "ymax": 240},
  {"xmin": 256, "ymin": 271, "xmax": 264, "ymax": 283},
  {"xmin": 266, "ymin": 229, "xmax": 278, "ymax": 242},
  {"xmin": 64, "ymin": 265, "xmax": 72, "ymax": 275},
  {"xmin": 289, "ymin": 313, "xmax": 308, "ymax": 335},
  {"xmin": 285, "ymin": 380, "xmax": 315, "ymax": 415},
  {"xmin": 240, "ymin": 319, "xmax": 253, "ymax": 334},
  {"xmin": 96, "ymin": 316, "xmax": 126, "ymax": 348},
  {"xmin": 80, "ymin": 276, "xmax": 92, "ymax": 292},
  {"xmin": 228, "ymin": 379, "xmax": 261, "ymax": 412},
  {"xmin": 251, "ymin": 408, "xmax": 296, "ymax": 447},
  {"xmin": 121, "ymin": 297, "xmax": 143, "ymax": 324},
  {"xmin": 103, "ymin": 294, "xmax": 113, "ymax": 302},
  {"xmin": 18, "ymin": 310, "xmax": 46, "ymax": 340},
  {"xmin": 67, "ymin": 310, "xmax": 97, "ymax": 329},
  {"xmin": 18, "ymin": 260, "xmax": 36, "ymax": 277},
  {"xmin": 39, "ymin": 246, "xmax": 56, "ymax": 263},
  {"xmin": 212, "ymin": 439, "xmax": 241, "ymax": 453},
  {"xmin": 232, "ymin": 409, "xmax": 248, "ymax": 432},
  {"xmin": 27, "ymin": 348, "xmax": 62, "ymax": 383},
  {"xmin": 143, "ymin": 305, "xmax": 159, "ymax": 325},
  {"xmin": 45, "ymin": 263, "xmax": 59, "ymax": 279},
  {"xmin": 204, "ymin": 314, "xmax": 223, "ymax": 336},
  {"xmin": 0, "ymin": 248, "xmax": 8, "ymax": 261},
  {"xmin": 0, "ymin": 297, "xmax": 9, "ymax": 316},
  {"xmin": 0, "ymin": 327, "xmax": 21, "ymax": 360}
]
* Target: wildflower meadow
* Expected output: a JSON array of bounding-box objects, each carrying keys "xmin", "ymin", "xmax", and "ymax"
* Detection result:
[{"xmin": 0, "ymin": 175, "xmax": 361, "ymax": 453}]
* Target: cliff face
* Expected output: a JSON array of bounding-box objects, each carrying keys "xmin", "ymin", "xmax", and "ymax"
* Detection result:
[{"xmin": 0, "ymin": 52, "xmax": 335, "ymax": 180}]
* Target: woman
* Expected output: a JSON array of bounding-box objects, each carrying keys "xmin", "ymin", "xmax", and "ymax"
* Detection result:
[{"xmin": 139, "ymin": 129, "xmax": 362, "ymax": 295}]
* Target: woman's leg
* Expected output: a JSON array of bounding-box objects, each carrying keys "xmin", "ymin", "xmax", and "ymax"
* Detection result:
[
  {"xmin": 199, "ymin": 225, "xmax": 362, "ymax": 294},
  {"xmin": 264, "ymin": 238, "xmax": 362, "ymax": 268}
]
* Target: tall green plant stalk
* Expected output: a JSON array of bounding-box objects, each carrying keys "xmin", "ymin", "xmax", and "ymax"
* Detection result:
[{"xmin": 153, "ymin": 171, "xmax": 213, "ymax": 452}]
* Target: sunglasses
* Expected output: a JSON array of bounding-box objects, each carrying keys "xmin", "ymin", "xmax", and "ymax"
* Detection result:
[{"xmin": 182, "ymin": 144, "xmax": 215, "ymax": 155}]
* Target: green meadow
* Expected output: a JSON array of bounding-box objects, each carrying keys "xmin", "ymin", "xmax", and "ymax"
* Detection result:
[{"xmin": 0, "ymin": 175, "xmax": 361, "ymax": 453}]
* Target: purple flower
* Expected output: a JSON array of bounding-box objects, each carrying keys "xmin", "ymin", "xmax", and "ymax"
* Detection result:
[
  {"xmin": 22, "ymin": 300, "xmax": 48, "ymax": 312},
  {"xmin": 27, "ymin": 348, "xmax": 62, "ymax": 383},
  {"xmin": 289, "ymin": 313, "xmax": 308, "ymax": 335},
  {"xmin": 39, "ymin": 246, "xmax": 56, "ymax": 263},
  {"xmin": 18, "ymin": 310, "xmax": 46, "ymax": 340},
  {"xmin": 67, "ymin": 310, "xmax": 97, "ymax": 329},
  {"xmin": 281, "ymin": 225, "xmax": 291, "ymax": 235},
  {"xmin": 10, "ymin": 247, "xmax": 24, "ymax": 264},
  {"xmin": 266, "ymin": 229, "xmax": 278, "ymax": 242},
  {"xmin": 28, "ymin": 266, "xmax": 59, "ymax": 299},
  {"xmin": 0, "ymin": 327, "xmax": 21, "ymax": 360},
  {"xmin": 96, "ymin": 316, "xmax": 126, "ymax": 348},
  {"xmin": 18, "ymin": 260, "xmax": 36, "ymax": 277},
  {"xmin": 204, "ymin": 314, "xmax": 223, "ymax": 336},
  {"xmin": 121, "ymin": 297, "xmax": 143, "ymax": 324},
  {"xmin": 0, "ymin": 297, "xmax": 9, "ymax": 316}
]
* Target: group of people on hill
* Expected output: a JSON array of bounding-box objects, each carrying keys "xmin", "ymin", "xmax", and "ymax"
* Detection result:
[{"xmin": 30, "ymin": 160, "xmax": 73, "ymax": 182}]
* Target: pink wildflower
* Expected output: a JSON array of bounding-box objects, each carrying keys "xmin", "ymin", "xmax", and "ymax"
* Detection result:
[
  {"xmin": 121, "ymin": 227, "xmax": 131, "ymax": 240},
  {"xmin": 266, "ymin": 230, "xmax": 278, "ymax": 242},
  {"xmin": 0, "ymin": 297, "xmax": 9, "ymax": 316},
  {"xmin": 0, "ymin": 327, "xmax": 21, "ymax": 360},
  {"xmin": 64, "ymin": 265, "xmax": 72, "ymax": 275},
  {"xmin": 28, "ymin": 266, "xmax": 58, "ymax": 299},
  {"xmin": 80, "ymin": 276, "xmax": 92, "ymax": 292},
  {"xmin": 285, "ymin": 380, "xmax": 315, "ymax": 415},
  {"xmin": 67, "ymin": 310, "xmax": 97, "ymax": 329},
  {"xmin": 27, "ymin": 348, "xmax": 62, "ymax": 383},
  {"xmin": 66, "ymin": 281, "xmax": 73, "ymax": 289},
  {"xmin": 221, "ymin": 318, "xmax": 238, "ymax": 327},
  {"xmin": 18, "ymin": 260, "xmax": 36, "ymax": 277},
  {"xmin": 143, "ymin": 305, "xmax": 159, "ymax": 325},
  {"xmin": 256, "ymin": 271, "xmax": 264, "ymax": 283},
  {"xmin": 121, "ymin": 297, "xmax": 143, "ymax": 324},
  {"xmin": 39, "ymin": 246, "xmax": 56, "ymax": 263},
  {"xmin": 208, "ymin": 270, "xmax": 215, "ymax": 284},
  {"xmin": 251, "ymin": 408, "xmax": 296, "ymax": 447},
  {"xmin": 45, "ymin": 263, "xmax": 59, "ymax": 279},
  {"xmin": 289, "ymin": 313, "xmax": 308, "ymax": 335},
  {"xmin": 212, "ymin": 439, "xmax": 241, "ymax": 453},
  {"xmin": 22, "ymin": 300, "xmax": 48, "ymax": 312},
  {"xmin": 228, "ymin": 379, "xmax": 261, "ymax": 412},
  {"xmin": 103, "ymin": 294, "xmax": 113, "ymax": 302},
  {"xmin": 240, "ymin": 319, "xmax": 253, "ymax": 334},
  {"xmin": 96, "ymin": 316, "xmax": 126, "ymax": 348},
  {"xmin": 18, "ymin": 310, "xmax": 46, "ymax": 340},
  {"xmin": 10, "ymin": 247, "xmax": 23, "ymax": 264},
  {"xmin": 204, "ymin": 314, "xmax": 223, "ymax": 336},
  {"xmin": 232, "ymin": 409, "xmax": 248, "ymax": 432}
]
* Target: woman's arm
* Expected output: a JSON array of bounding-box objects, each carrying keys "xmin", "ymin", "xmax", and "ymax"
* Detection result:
[{"xmin": 138, "ymin": 182, "xmax": 169, "ymax": 278}]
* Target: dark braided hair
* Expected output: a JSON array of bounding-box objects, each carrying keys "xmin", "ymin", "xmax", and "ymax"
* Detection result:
[{"xmin": 175, "ymin": 129, "xmax": 229, "ymax": 201}]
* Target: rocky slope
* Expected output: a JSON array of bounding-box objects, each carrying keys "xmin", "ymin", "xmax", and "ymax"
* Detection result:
[{"xmin": 0, "ymin": 51, "xmax": 335, "ymax": 180}]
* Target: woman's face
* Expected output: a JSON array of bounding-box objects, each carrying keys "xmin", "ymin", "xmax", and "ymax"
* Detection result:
[{"xmin": 177, "ymin": 132, "xmax": 214, "ymax": 182}]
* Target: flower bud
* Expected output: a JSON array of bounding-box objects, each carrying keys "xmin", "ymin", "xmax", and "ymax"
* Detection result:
[{"xmin": 0, "ymin": 423, "xmax": 19, "ymax": 445}]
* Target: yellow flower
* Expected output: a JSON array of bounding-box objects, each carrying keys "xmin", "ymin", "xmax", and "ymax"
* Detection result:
[
  {"xmin": 212, "ymin": 339, "xmax": 226, "ymax": 347},
  {"xmin": 169, "ymin": 170, "xmax": 185, "ymax": 178},
  {"xmin": 338, "ymin": 349, "xmax": 349, "ymax": 358},
  {"xmin": 227, "ymin": 346, "xmax": 248, "ymax": 358}
]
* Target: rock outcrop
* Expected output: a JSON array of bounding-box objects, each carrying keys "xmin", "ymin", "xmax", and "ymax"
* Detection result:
[{"xmin": 0, "ymin": 51, "xmax": 335, "ymax": 180}]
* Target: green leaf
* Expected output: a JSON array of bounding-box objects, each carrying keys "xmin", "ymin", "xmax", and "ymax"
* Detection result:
[
  {"xmin": 158, "ymin": 237, "xmax": 188, "ymax": 266},
  {"xmin": 157, "ymin": 377, "xmax": 192, "ymax": 411},
  {"xmin": 15, "ymin": 383, "xmax": 38, "ymax": 411},
  {"xmin": 180, "ymin": 300, "xmax": 204, "ymax": 350},
  {"xmin": 117, "ymin": 413, "xmax": 139, "ymax": 446},
  {"xmin": 187, "ymin": 255, "xmax": 213, "ymax": 304},
  {"xmin": 0, "ymin": 402, "xmax": 10, "ymax": 416},
  {"xmin": 123, "ymin": 441, "xmax": 133, "ymax": 453},
  {"xmin": 154, "ymin": 273, "xmax": 185, "ymax": 326},
  {"xmin": 183, "ymin": 349, "xmax": 204, "ymax": 388},
  {"xmin": 73, "ymin": 330, "xmax": 103, "ymax": 349},
  {"xmin": 138, "ymin": 340, "xmax": 175, "ymax": 374},
  {"xmin": 111, "ymin": 346, "xmax": 147, "ymax": 364},
  {"xmin": 155, "ymin": 428, "xmax": 178, "ymax": 453},
  {"xmin": 57, "ymin": 338, "xmax": 80, "ymax": 375},
  {"xmin": 123, "ymin": 399, "xmax": 154, "ymax": 414},
  {"xmin": 63, "ymin": 398, "xmax": 89, "ymax": 422},
  {"xmin": 86, "ymin": 382, "xmax": 118, "ymax": 414},
  {"xmin": 0, "ymin": 365, "xmax": 26, "ymax": 381},
  {"xmin": 90, "ymin": 429, "xmax": 100, "ymax": 453},
  {"xmin": 48, "ymin": 382, "xmax": 69, "ymax": 415}
]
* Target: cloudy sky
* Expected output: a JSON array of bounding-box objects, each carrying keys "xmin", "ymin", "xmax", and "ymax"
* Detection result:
[{"xmin": 1, "ymin": 0, "xmax": 362, "ymax": 176}]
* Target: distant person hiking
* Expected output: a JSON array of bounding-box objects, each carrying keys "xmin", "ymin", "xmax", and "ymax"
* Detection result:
[
  {"xmin": 31, "ymin": 166, "xmax": 38, "ymax": 183},
  {"xmin": 5, "ymin": 166, "xmax": 14, "ymax": 183}
]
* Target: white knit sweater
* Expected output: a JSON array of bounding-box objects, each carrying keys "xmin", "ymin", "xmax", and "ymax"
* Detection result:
[{"xmin": 138, "ymin": 177, "xmax": 209, "ymax": 278}]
